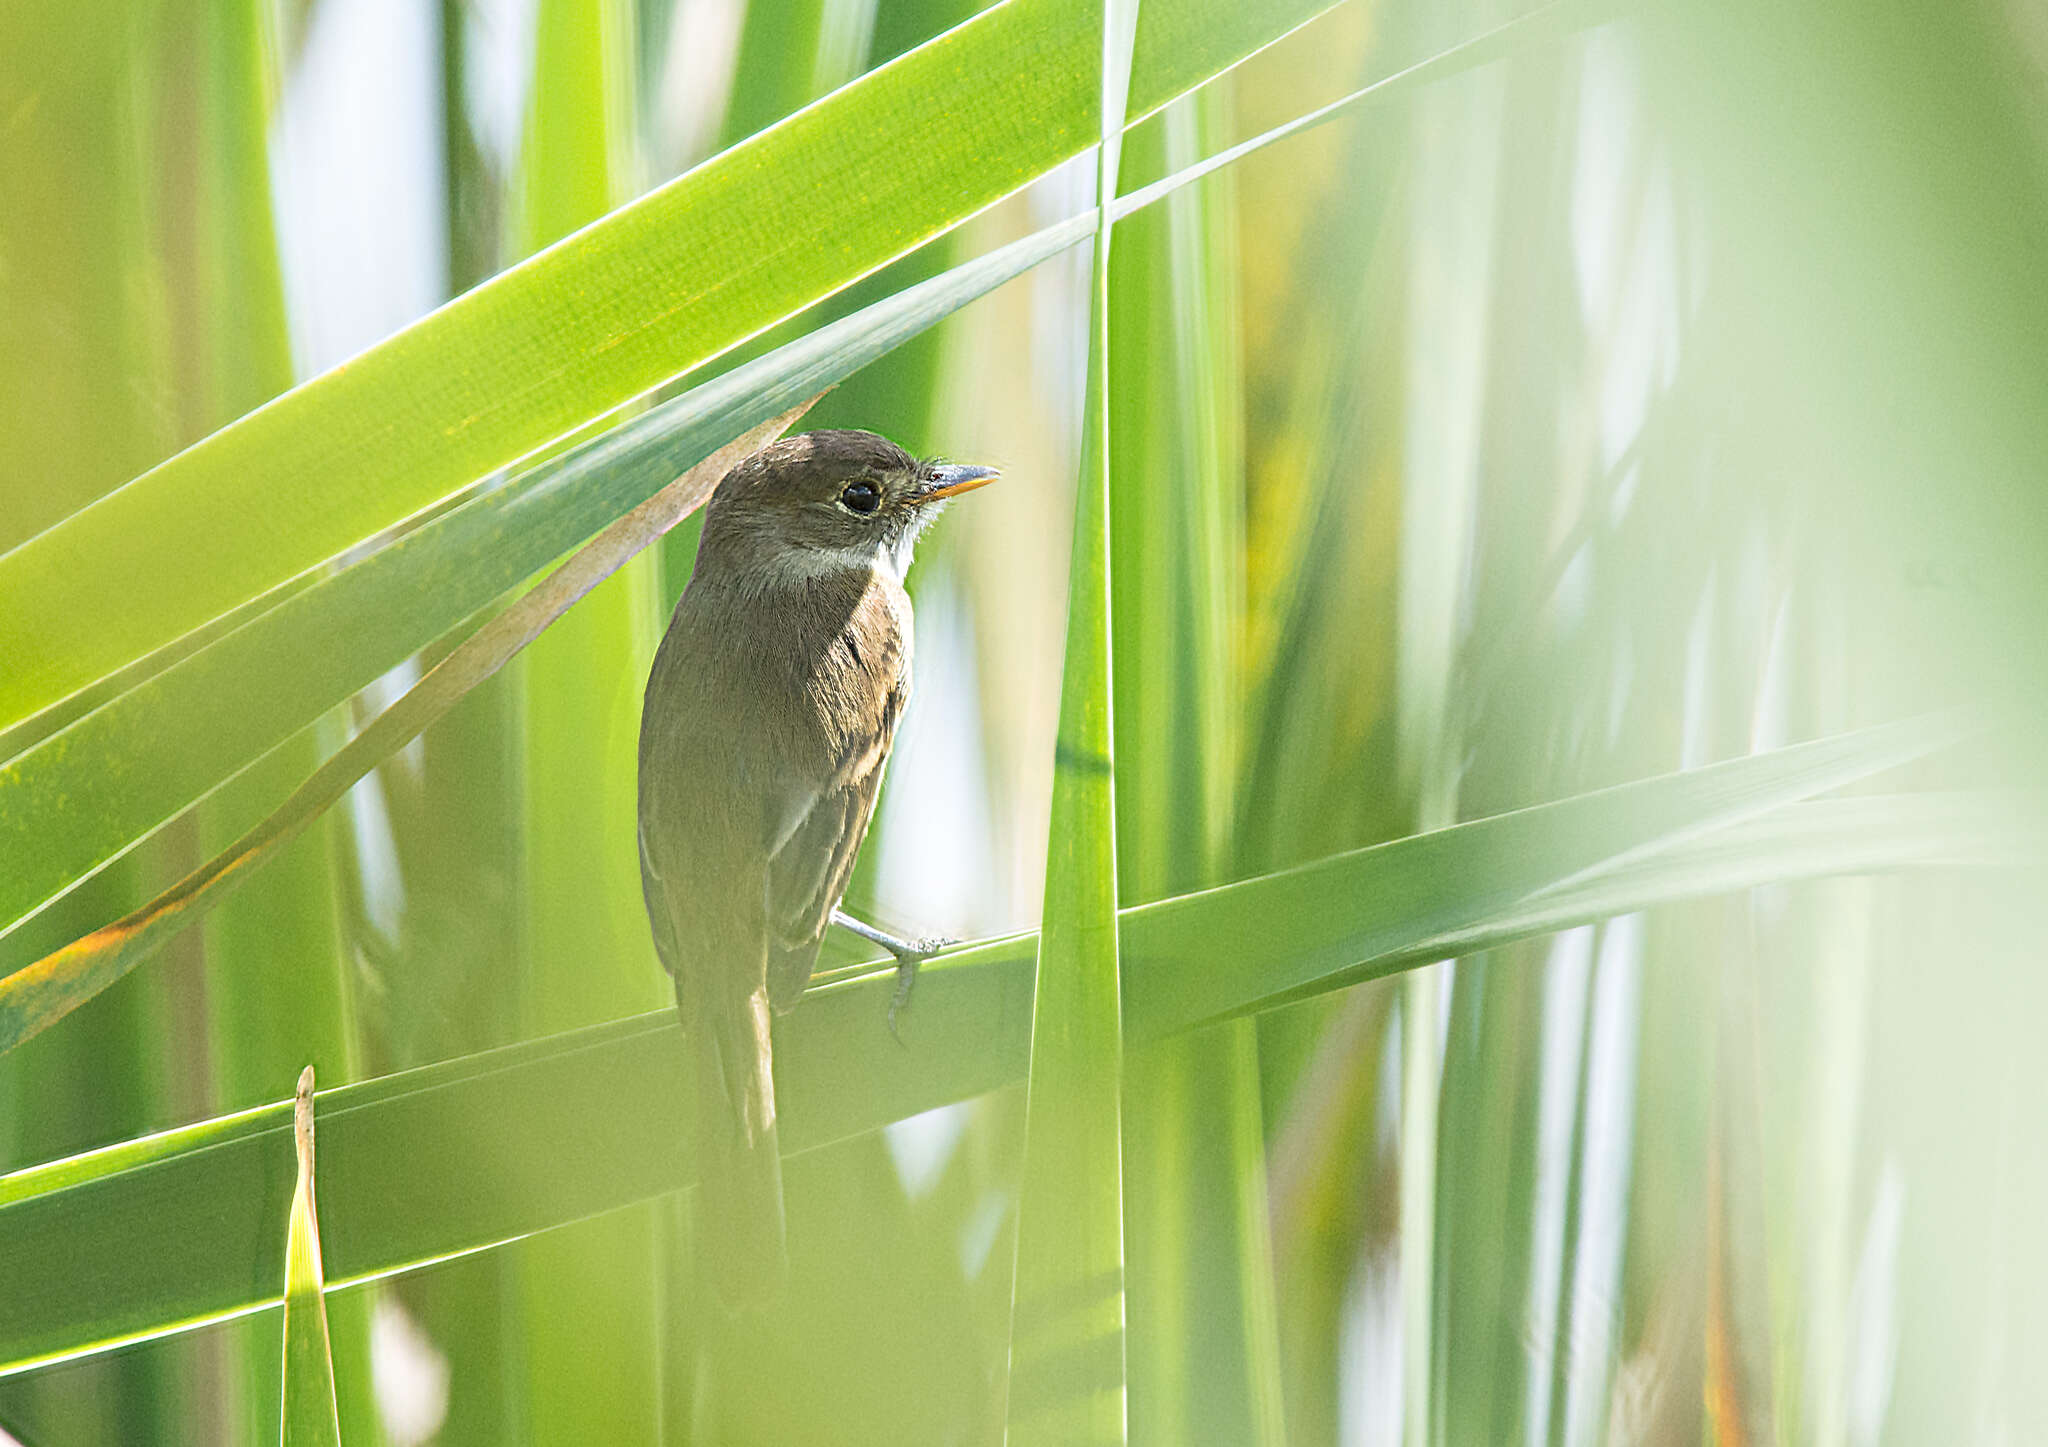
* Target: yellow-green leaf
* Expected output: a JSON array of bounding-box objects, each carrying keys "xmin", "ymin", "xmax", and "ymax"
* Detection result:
[
  {"xmin": 282, "ymin": 1066, "xmax": 342, "ymax": 1447},
  {"xmin": 0, "ymin": 0, "xmax": 1343, "ymax": 739},
  {"xmin": 1006, "ymin": 4, "xmax": 1140, "ymax": 1441}
]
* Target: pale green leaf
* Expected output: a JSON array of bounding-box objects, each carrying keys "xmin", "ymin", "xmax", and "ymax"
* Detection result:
[
  {"xmin": 1005, "ymin": 3, "xmax": 1140, "ymax": 1441},
  {"xmin": 282, "ymin": 1067, "xmax": 342, "ymax": 1447},
  {"xmin": 0, "ymin": 727, "xmax": 1998, "ymax": 1376},
  {"xmin": 0, "ymin": 0, "xmax": 1342, "ymax": 738}
]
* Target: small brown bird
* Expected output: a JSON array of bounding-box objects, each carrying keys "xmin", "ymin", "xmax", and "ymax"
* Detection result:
[{"xmin": 637, "ymin": 429, "xmax": 997, "ymax": 1305}]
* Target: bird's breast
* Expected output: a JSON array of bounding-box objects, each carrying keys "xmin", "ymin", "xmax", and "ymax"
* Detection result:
[{"xmin": 807, "ymin": 568, "xmax": 911, "ymax": 735}]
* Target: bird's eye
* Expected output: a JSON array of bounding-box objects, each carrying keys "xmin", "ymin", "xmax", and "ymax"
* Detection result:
[{"xmin": 840, "ymin": 480, "xmax": 882, "ymax": 515}]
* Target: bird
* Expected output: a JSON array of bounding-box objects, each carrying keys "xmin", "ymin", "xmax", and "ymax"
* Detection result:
[{"xmin": 636, "ymin": 428, "xmax": 998, "ymax": 1306}]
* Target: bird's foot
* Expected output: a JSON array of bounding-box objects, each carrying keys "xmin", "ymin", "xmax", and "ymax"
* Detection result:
[
  {"xmin": 886, "ymin": 936, "xmax": 957, "ymax": 1044},
  {"xmin": 829, "ymin": 909, "xmax": 956, "ymax": 1044}
]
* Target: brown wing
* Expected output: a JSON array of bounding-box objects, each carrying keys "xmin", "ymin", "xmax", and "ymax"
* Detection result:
[
  {"xmin": 638, "ymin": 819, "xmax": 682, "ymax": 978},
  {"xmin": 763, "ymin": 682, "xmax": 902, "ymax": 1012}
]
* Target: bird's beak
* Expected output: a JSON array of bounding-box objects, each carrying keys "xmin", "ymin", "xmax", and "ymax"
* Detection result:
[{"xmin": 914, "ymin": 463, "xmax": 1001, "ymax": 504}]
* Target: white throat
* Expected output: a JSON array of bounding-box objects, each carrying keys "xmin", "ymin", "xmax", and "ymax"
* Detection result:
[
  {"xmin": 873, "ymin": 533, "xmax": 917, "ymax": 582},
  {"xmin": 750, "ymin": 534, "xmax": 913, "ymax": 593}
]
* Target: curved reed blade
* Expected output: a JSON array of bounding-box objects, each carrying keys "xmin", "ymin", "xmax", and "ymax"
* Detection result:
[
  {"xmin": 0, "ymin": 0, "xmax": 1345, "ymax": 741},
  {"xmin": 0, "ymin": 729, "xmax": 1998, "ymax": 1377},
  {"xmin": 0, "ymin": 406, "xmax": 813, "ymax": 1055},
  {"xmin": 1006, "ymin": 6, "xmax": 1141, "ymax": 1441},
  {"xmin": 282, "ymin": 1067, "xmax": 342, "ymax": 1447}
]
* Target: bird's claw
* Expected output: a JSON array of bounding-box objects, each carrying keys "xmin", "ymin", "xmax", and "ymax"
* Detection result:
[{"xmin": 884, "ymin": 935, "xmax": 957, "ymax": 1044}]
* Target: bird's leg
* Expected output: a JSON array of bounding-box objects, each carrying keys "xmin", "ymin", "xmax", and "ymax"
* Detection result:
[{"xmin": 830, "ymin": 908, "xmax": 956, "ymax": 1038}]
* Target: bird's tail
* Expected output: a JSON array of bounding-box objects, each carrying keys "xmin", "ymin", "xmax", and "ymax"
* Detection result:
[{"xmin": 686, "ymin": 979, "xmax": 788, "ymax": 1308}]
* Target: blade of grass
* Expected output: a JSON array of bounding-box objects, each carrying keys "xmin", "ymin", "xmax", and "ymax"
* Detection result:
[
  {"xmin": 1127, "ymin": 713, "xmax": 1965, "ymax": 1038},
  {"xmin": 0, "ymin": 2, "xmax": 166, "ymax": 551},
  {"xmin": 652, "ymin": 0, "xmax": 825, "ymax": 615},
  {"xmin": 377, "ymin": 8, "xmax": 525, "ymax": 1444},
  {"xmin": 281, "ymin": 1069, "xmax": 342, "ymax": 1447},
  {"xmin": 1004, "ymin": 3, "xmax": 1138, "ymax": 1441},
  {"xmin": 1430, "ymin": 41, "xmax": 1581, "ymax": 1441},
  {"xmin": 0, "ymin": 214, "xmax": 1096, "ymax": 951},
  {"xmin": 0, "ymin": 14, "xmax": 183, "ymax": 1423},
  {"xmin": 1, "ymin": 2, "xmax": 1605, "ymax": 1104},
  {"xmin": 1387, "ymin": 11, "xmax": 1520, "ymax": 1438},
  {"xmin": 1215, "ymin": 11, "xmax": 1413, "ymax": 1439},
  {"xmin": 0, "ymin": 0, "xmax": 1346, "ymax": 739},
  {"xmin": 513, "ymin": 0, "xmax": 664, "ymax": 1036},
  {"xmin": 0, "ymin": 932, "xmax": 1039, "ymax": 1378},
  {"xmin": 183, "ymin": 0, "xmax": 380, "ymax": 1437},
  {"xmin": 0, "ymin": 2, "xmax": 293, "ymax": 1440},
  {"xmin": 0, "ymin": 0, "xmax": 1607, "ymax": 971},
  {"xmin": 0, "ymin": 766, "xmax": 2012, "ymax": 1376},
  {"xmin": 0, "ymin": 404, "xmax": 816, "ymax": 1055},
  {"xmin": 1109, "ymin": 83, "xmax": 1284, "ymax": 1447},
  {"xmin": 505, "ymin": 2, "xmax": 673, "ymax": 1439}
]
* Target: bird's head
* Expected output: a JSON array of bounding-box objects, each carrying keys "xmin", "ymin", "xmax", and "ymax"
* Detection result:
[{"xmin": 700, "ymin": 429, "xmax": 999, "ymax": 586}]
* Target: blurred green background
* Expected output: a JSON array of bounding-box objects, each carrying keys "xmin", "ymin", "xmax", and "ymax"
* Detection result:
[{"xmin": 3, "ymin": 0, "xmax": 2046, "ymax": 1441}]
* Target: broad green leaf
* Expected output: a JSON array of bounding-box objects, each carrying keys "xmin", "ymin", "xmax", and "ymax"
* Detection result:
[
  {"xmin": 1006, "ymin": 4, "xmax": 1139, "ymax": 1443},
  {"xmin": 184, "ymin": 0, "xmax": 380, "ymax": 1436},
  {"xmin": 1418, "ymin": 47, "xmax": 1629, "ymax": 1430},
  {"xmin": 1121, "ymin": 713, "xmax": 1966, "ymax": 1039},
  {"xmin": 282, "ymin": 1068, "xmax": 342, "ymax": 1447},
  {"xmin": 0, "ymin": 5, "xmax": 267, "ymax": 1443},
  {"xmin": 513, "ymin": 0, "xmax": 664, "ymax": 1032},
  {"xmin": 0, "ymin": 740, "xmax": 2001, "ymax": 1375},
  {"xmin": 506, "ymin": 2, "xmax": 673, "ymax": 1438},
  {"xmin": 0, "ymin": 406, "xmax": 813, "ymax": 1055},
  {"xmin": 0, "ymin": 0, "xmax": 1600, "ymax": 1004},
  {"xmin": 0, "ymin": 935, "xmax": 1036, "ymax": 1377},
  {"xmin": 1476, "ymin": 792, "xmax": 2034, "ymax": 939},
  {"xmin": 0, "ymin": 0, "xmax": 1344, "ymax": 738},
  {"xmin": 1381, "ymin": 14, "xmax": 1546, "ymax": 1433},
  {"xmin": 0, "ymin": 207, "xmax": 1100, "ymax": 955},
  {"xmin": 0, "ymin": 2, "xmax": 165, "ymax": 549},
  {"xmin": 1109, "ymin": 85, "xmax": 1284, "ymax": 1447}
]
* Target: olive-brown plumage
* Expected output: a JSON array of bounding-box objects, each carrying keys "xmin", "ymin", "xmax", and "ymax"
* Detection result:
[{"xmin": 636, "ymin": 429, "xmax": 996, "ymax": 1306}]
